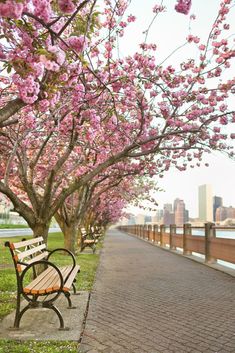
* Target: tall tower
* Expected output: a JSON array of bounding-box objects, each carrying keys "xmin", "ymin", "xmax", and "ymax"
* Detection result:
[
  {"xmin": 174, "ymin": 199, "xmax": 186, "ymax": 226},
  {"xmin": 198, "ymin": 184, "xmax": 213, "ymax": 222}
]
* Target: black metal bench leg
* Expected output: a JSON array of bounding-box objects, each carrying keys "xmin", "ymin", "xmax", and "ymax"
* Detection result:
[
  {"xmin": 48, "ymin": 304, "xmax": 69, "ymax": 330},
  {"xmin": 64, "ymin": 291, "xmax": 76, "ymax": 309},
  {"xmin": 13, "ymin": 292, "xmax": 22, "ymax": 328},
  {"xmin": 72, "ymin": 283, "xmax": 76, "ymax": 294},
  {"xmin": 14, "ymin": 303, "xmax": 31, "ymax": 328}
]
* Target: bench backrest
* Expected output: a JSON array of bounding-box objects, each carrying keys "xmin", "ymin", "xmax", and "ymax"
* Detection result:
[{"xmin": 5, "ymin": 237, "xmax": 48, "ymax": 273}]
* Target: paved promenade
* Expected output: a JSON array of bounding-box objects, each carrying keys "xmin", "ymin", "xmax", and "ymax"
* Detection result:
[{"xmin": 80, "ymin": 229, "xmax": 235, "ymax": 353}]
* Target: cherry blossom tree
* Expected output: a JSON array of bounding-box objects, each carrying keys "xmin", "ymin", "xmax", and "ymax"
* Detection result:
[{"xmin": 55, "ymin": 163, "xmax": 155, "ymax": 252}]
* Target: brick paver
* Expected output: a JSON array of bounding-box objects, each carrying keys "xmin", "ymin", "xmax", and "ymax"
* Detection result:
[{"xmin": 80, "ymin": 229, "xmax": 235, "ymax": 353}]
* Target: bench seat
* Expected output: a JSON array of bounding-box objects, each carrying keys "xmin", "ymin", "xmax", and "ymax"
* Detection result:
[{"xmin": 23, "ymin": 264, "xmax": 80, "ymax": 295}]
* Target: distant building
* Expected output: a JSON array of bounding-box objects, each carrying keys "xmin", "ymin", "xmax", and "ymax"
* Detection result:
[
  {"xmin": 174, "ymin": 199, "xmax": 186, "ymax": 226},
  {"xmin": 185, "ymin": 209, "xmax": 189, "ymax": 223},
  {"xmin": 198, "ymin": 184, "xmax": 213, "ymax": 222},
  {"xmin": 213, "ymin": 196, "xmax": 223, "ymax": 221},
  {"xmin": 226, "ymin": 206, "xmax": 235, "ymax": 219},
  {"xmin": 173, "ymin": 198, "xmax": 181, "ymax": 212},
  {"xmin": 163, "ymin": 209, "xmax": 174, "ymax": 226},
  {"xmin": 216, "ymin": 206, "xmax": 235, "ymax": 222}
]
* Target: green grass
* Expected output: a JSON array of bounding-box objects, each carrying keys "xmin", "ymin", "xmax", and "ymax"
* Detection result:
[
  {"xmin": 0, "ymin": 231, "xmax": 102, "ymax": 352},
  {"xmin": 0, "ymin": 340, "xmax": 79, "ymax": 353},
  {"xmin": 0, "ymin": 224, "xmax": 29, "ymax": 229}
]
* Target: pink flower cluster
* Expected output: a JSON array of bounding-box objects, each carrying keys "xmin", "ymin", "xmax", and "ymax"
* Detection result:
[
  {"xmin": 67, "ymin": 36, "xmax": 88, "ymax": 53},
  {"xmin": 39, "ymin": 45, "xmax": 65, "ymax": 71},
  {"xmin": 32, "ymin": 0, "xmax": 52, "ymax": 23},
  {"xmin": 58, "ymin": 0, "xmax": 75, "ymax": 14},
  {"xmin": 175, "ymin": 0, "xmax": 192, "ymax": 15},
  {"xmin": 0, "ymin": 0, "xmax": 23, "ymax": 19},
  {"xmin": 15, "ymin": 75, "xmax": 40, "ymax": 104}
]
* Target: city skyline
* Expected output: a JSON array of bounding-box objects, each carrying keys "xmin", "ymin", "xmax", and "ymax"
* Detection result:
[
  {"xmin": 150, "ymin": 151, "xmax": 235, "ymax": 218},
  {"xmin": 128, "ymin": 177, "xmax": 235, "ymax": 220}
]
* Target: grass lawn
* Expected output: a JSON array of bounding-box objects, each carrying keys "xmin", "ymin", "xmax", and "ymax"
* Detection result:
[
  {"xmin": 0, "ymin": 224, "xmax": 29, "ymax": 229},
  {"xmin": 0, "ymin": 231, "xmax": 102, "ymax": 353}
]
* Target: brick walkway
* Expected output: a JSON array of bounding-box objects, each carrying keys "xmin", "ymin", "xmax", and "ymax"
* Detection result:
[{"xmin": 80, "ymin": 229, "xmax": 235, "ymax": 353}]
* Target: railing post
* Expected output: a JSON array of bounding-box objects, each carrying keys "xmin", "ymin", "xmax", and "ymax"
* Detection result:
[
  {"xmin": 170, "ymin": 224, "xmax": 176, "ymax": 250},
  {"xmin": 205, "ymin": 222, "xmax": 216, "ymax": 264},
  {"xmin": 144, "ymin": 224, "xmax": 148, "ymax": 240},
  {"xmin": 148, "ymin": 225, "xmax": 152, "ymax": 241},
  {"xmin": 183, "ymin": 223, "xmax": 192, "ymax": 255},
  {"xmin": 142, "ymin": 224, "xmax": 145, "ymax": 239},
  {"xmin": 160, "ymin": 224, "xmax": 165, "ymax": 247},
  {"xmin": 153, "ymin": 225, "xmax": 158, "ymax": 243}
]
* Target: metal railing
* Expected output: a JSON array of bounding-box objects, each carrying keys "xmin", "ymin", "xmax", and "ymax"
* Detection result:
[{"xmin": 118, "ymin": 223, "xmax": 235, "ymax": 266}]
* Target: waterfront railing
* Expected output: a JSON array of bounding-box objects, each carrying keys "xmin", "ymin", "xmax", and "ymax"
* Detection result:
[{"xmin": 118, "ymin": 223, "xmax": 235, "ymax": 267}]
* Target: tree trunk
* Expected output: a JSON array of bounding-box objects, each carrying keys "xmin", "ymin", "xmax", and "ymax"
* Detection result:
[
  {"xmin": 63, "ymin": 222, "xmax": 78, "ymax": 254},
  {"xmin": 32, "ymin": 222, "xmax": 50, "ymax": 244}
]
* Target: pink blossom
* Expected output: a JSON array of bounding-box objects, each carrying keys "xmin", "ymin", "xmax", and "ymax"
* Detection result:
[
  {"xmin": 32, "ymin": 0, "xmax": 52, "ymax": 23},
  {"xmin": 220, "ymin": 116, "xmax": 228, "ymax": 125},
  {"xmin": 127, "ymin": 15, "xmax": 136, "ymax": 23},
  {"xmin": 47, "ymin": 45, "xmax": 65, "ymax": 65},
  {"xmin": 0, "ymin": 0, "xmax": 23, "ymax": 19},
  {"xmin": 58, "ymin": 0, "xmax": 75, "ymax": 14},
  {"xmin": 17, "ymin": 75, "xmax": 40, "ymax": 104},
  {"xmin": 39, "ymin": 99, "xmax": 50, "ymax": 112},
  {"xmin": 219, "ymin": 104, "xmax": 227, "ymax": 112},
  {"xmin": 67, "ymin": 36, "xmax": 88, "ymax": 53},
  {"xmin": 175, "ymin": 0, "xmax": 192, "ymax": 15}
]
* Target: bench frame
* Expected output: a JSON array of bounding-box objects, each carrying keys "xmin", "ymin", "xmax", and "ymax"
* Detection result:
[{"xmin": 5, "ymin": 237, "xmax": 80, "ymax": 330}]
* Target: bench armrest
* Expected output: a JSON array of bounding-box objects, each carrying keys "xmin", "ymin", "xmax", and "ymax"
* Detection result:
[{"xmin": 47, "ymin": 248, "xmax": 76, "ymax": 268}]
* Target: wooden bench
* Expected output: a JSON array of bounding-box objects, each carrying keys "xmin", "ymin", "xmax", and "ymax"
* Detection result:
[
  {"xmin": 5, "ymin": 236, "xmax": 80, "ymax": 330},
  {"xmin": 80, "ymin": 228, "xmax": 97, "ymax": 253}
]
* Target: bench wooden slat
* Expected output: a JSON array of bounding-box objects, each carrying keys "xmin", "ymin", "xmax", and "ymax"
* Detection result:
[
  {"xmin": 18, "ymin": 252, "xmax": 49, "ymax": 272},
  {"xmin": 27, "ymin": 251, "xmax": 49, "ymax": 265},
  {"xmin": 45, "ymin": 266, "xmax": 74, "ymax": 293},
  {"xmin": 23, "ymin": 267, "xmax": 56, "ymax": 294},
  {"xmin": 64, "ymin": 265, "xmax": 80, "ymax": 291},
  {"xmin": 24, "ymin": 265, "xmax": 79, "ymax": 295},
  {"xmin": 44, "ymin": 266, "xmax": 71, "ymax": 294},
  {"xmin": 10, "ymin": 237, "xmax": 44, "ymax": 250},
  {"xmin": 15, "ymin": 243, "xmax": 46, "ymax": 261}
]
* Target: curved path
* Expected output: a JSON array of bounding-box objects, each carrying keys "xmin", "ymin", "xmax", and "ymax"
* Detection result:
[{"xmin": 80, "ymin": 229, "xmax": 235, "ymax": 353}]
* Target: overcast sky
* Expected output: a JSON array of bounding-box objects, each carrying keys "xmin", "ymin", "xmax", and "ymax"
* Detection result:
[{"xmin": 120, "ymin": 0, "xmax": 235, "ymax": 218}]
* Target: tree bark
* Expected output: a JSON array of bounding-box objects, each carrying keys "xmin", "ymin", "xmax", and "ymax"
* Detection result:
[
  {"xmin": 0, "ymin": 98, "xmax": 25, "ymax": 127},
  {"xmin": 63, "ymin": 222, "xmax": 78, "ymax": 254},
  {"xmin": 32, "ymin": 222, "xmax": 50, "ymax": 243}
]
